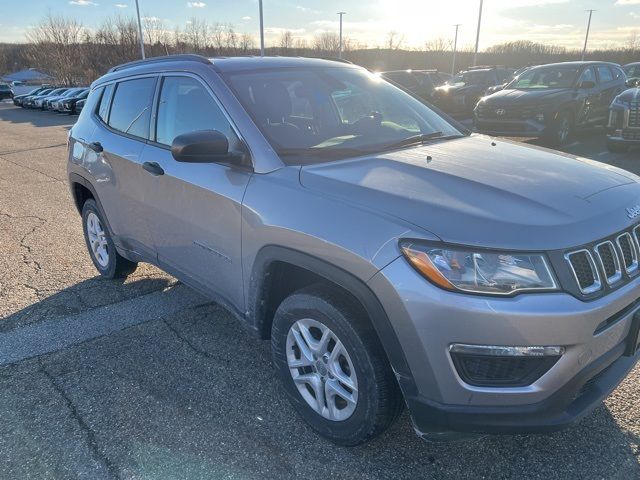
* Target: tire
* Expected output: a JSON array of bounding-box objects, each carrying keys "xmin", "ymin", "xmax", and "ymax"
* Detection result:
[
  {"xmin": 606, "ymin": 139, "xmax": 629, "ymax": 153},
  {"xmin": 544, "ymin": 110, "xmax": 574, "ymax": 147},
  {"xmin": 81, "ymin": 199, "xmax": 137, "ymax": 279},
  {"xmin": 271, "ymin": 284, "xmax": 404, "ymax": 446}
]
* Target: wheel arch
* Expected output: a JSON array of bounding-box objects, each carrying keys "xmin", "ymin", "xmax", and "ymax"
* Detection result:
[{"xmin": 247, "ymin": 245, "xmax": 415, "ymax": 385}]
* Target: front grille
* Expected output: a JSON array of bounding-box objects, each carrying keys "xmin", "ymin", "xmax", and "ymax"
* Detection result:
[
  {"xmin": 622, "ymin": 130, "xmax": 640, "ymax": 141},
  {"xmin": 616, "ymin": 233, "xmax": 638, "ymax": 273},
  {"xmin": 476, "ymin": 105, "xmax": 535, "ymax": 120},
  {"xmin": 595, "ymin": 241, "xmax": 622, "ymax": 284},
  {"xmin": 565, "ymin": 225, "xmax": 640, "ymax": 295},
  {"xmin": 629, "ymin": 102, "xmax": 640, "ymax": 128},
  {"xmin": 565, "ymin": 250, "xmax": 600, "ymax": 294}
]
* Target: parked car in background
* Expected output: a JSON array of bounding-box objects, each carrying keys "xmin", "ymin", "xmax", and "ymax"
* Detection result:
[
  {"xmin": 606, "ymin": 82, "xmax": 640, "ymax": 152},
  {"xmin": 432, "ymin": 66, "xmax": 514, "ymax": 116},
  {"xmin": 23, "ymin": 88, "xmax": 55, "ymax": 108},
  {"xmin": 623, "ymin": 62, "xmax": 640, "ymax": 82},
  {"xmin": 49, "ymin": 88, "xmax": 86, "ymax": 112},
  {"xmin": 484, "ymin": 65, "xmax": 532, "ymax": 95},
  {"xmin": 34, "ymin": 88, "xmax": 68, "ymax": 109},
  {"xmin": 74, "ymin": 98, "xmax": 86, "ymax": 115},
  {"xmin": 68, "ymin": 55, "xmax": 640, "ymax": 446},
  {"xmin": 44, "ymin": 87, "xmax": 81, "ymax": 111},
  {"xmin": 56, "ymin": 88, "xmax": 89, "ymax": 114},
  {"xmin": 0, "ymin": 83, "xmax": 14, "ymax": 100},
  {"xmin": 382, "ymin": 69, "xmax": 451, "ymax": 102},
  {"xmin": 474, "ymin": 61, "xmax": 627, "ymax": 146},
  {"xmin": 13, "ymin": 86, "xmax": 49, "ymax": 106}
]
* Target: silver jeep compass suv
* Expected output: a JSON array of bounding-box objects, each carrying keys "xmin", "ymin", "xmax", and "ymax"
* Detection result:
[{"xmin": 67, "ymin": 55, "xmax": 640, "ymax": 445}]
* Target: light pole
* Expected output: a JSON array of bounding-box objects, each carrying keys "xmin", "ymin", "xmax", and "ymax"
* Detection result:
[
  {"xmin": 134, "ymin": 0, "xmax": 145, "ymax": 59},
  {"xmin": 451, "ymin": 24, "xmax": 461, "ymax": 75},
  {"xmin": 337, "ymin": 11, "xmax": 346, "ymax": 59},
  {"xmin": 259, "ymin": 0, "xmax": 265, "ymax": 57},
  {"xmin": 581, "ymin": 9, "xmax": 596, "ymax": 61},
  {"xmin": 472, "ymin": 0, "xmax": 483, "ymax": 66}
]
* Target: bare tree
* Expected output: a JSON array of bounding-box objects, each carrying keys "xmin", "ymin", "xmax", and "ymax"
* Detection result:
[
  {"xmin": 313, "ymin": 32, "xmax": 340, "ymax": 54},
  {"xmin": 386, "ymin": 31, "xmax": 404, "ymax": 50},
  {"xmin": 184, "ymin": 17, "xmax": 209, "ymax": 52},
  {"xmin": 26, "ymin": 14, "xmax": 85, "ymax": 85},
  {"xmin": 279, "ymin": 30, "xmax": 294, "ymax": 51},
  {"xmin": 239, "ymin": 33, "xmax": 255, "ymax": 53}
]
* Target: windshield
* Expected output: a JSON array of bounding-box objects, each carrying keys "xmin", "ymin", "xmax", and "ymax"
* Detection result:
[
  {"xmin": 446, "ymin": 70, "xmax": 491, "ymax": 87},
  {"xmin": 224, "ymin": 67, "xmax": 463, "ymax": 165},
  {"xmin": 507, "ymin": 66, "xmax": 579, "ymax": 89},
  {"xmin": 0, "ymin": 85, "xmax": 10, "ymax": 91},
  {"xmin": 625, "ymin": 64, "xmax": 640, "ymax": 78}
]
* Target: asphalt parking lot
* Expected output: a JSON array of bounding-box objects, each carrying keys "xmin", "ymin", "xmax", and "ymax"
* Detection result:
[{"xmin": 0, "ymin": 102, "xmax": 639, "ymax": 480}]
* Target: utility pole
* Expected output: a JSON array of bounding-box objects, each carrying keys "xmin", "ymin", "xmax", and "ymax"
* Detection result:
[
  {"xmin": 259, "ymin": 0, "xmax": 265, "ymax": 57},
  {"xmin": 337, "ymin": 12, "xmax": 346, "ymax": 59},
  {"xmin": 451, "ymin": 24, "xmax": 461, "ymax": 75},
  {"xmin": 472, "ymin": 0, "xmax": 483, "ymax": 66},
  {"xmin": 582, "ymin": 9, "xmax": 596, "ymax": 61},
  {"xmin": 134, "ymin": 0, "xmax": 145, "ymax": 59}
]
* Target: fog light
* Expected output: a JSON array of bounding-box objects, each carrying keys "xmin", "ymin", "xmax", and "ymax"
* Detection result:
[{"xmin": 449, "ymin": 344, "xmax": 564, "ymax": 387}]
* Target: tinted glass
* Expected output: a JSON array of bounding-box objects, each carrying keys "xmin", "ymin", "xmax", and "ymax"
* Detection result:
[
  {"xmin": 578, "ymin": 67, "xmax": 597, "ymax": 85},
  {"xmin": 109, "ymin": 77, "xmax": 155, "ymax": 139},
  {"xmin": 155, "ymin": 76, "xmax": 237, "ymax": 147},
  {"xmin": 448, "ymin": 70, "xmax": 493, "ymax": 86},
  {"xmin": 625, "ymin": 65, "xmax": 640, "ymax": 78},
  {"xmin": 383, "ymin": 72, "xmax": 419, "ymax": 91},
  {"xmin": 97, "ymin": 84, "xmax": 114, "ymax": 123},
  {"xmin": 596, "ymin": 66, "xmax": 614, "ymax": 83},
  {"xmin": 225, "ymin": 67, "xmax": 462, "ymax": 165},
  {"xmin": 510, "ymin": 66, "xmax": 580, "ymax": 89}
]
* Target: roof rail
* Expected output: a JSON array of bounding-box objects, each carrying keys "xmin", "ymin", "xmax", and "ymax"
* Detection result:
[
  {"xmin": 107, "ymin": 54, "xmax": 212, "ymax": 73},
  {"xmin": 317, "ymin": 57, "xmax": 354, "ymax": 64}
]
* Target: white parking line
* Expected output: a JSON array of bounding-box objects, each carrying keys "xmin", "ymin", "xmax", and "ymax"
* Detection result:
[{"xmin": 0, "ymin": 284, "xmax": 208, "ymax": 366}]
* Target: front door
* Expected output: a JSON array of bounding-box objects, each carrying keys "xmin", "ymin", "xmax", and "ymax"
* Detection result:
[{"xmin": 141, "ymin": 74, "xmax": 252, "ymax": 311}]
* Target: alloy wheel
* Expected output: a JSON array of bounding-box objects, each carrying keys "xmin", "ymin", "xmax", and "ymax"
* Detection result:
[{"xmin": 86, "ymin": 212, "xmax": 109, "ymax": 268}]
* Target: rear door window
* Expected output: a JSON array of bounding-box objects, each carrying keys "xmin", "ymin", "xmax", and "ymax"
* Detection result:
[
  {"xmin": 108, "ymin": 77, "xmax": 156, "ymax": 139},
  {"xmin": 97, "ymin": 84, "xmax": 114, "ymax": 122},
  {"xmin": 596, "ymin": 66, "xmax": 614, "ymax": 84}
]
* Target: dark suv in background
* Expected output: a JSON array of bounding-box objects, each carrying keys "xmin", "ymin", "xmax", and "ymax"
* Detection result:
[
  {"xmin": 474, "ymin": 61, "xmax": 627, "ymax": 146},
  {"xmin": 0, "ymin": 83, "xmax": 14, "ymax": 100},
  {"xmin": 432, "ymin": 65, "xmax": 514, "ymax": 116},
  {"xmin": 606, "ymin": 81, "xmax": 640, "ymax": 152},
  {"xmin": 381, "ymin": 69, "xmax": 451, "ymax": 102}
]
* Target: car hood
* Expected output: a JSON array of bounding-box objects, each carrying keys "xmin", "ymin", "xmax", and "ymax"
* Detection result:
[
  {"xmin": 482, "ymin": 88, "xmax": 572, "ymax": 106},
  {"xmin": 617, "ymin": 87, "xmax": 640, "ymax": 102},
  {"xmin": 300, "ymin": 135, "xmax": 640, "ymax": 250}
]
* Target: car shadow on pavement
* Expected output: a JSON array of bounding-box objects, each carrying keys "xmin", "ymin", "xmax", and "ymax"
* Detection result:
[
  {"xmin": 3, "ymin": 288, "xmax": 636, "ymax": 480},
  {"xmin": 0, "ymin": 104, "xmax": 75, "ymax": 129},
  {"xmin": 0, "ymin": 275, "xmax": 176, "ymax": 333}
]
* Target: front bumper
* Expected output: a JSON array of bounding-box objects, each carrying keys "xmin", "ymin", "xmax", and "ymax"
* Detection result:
[
  {"xmin": 473, "ymin": 116, "xmax": 547, "ymax": 137},
  {"xmin": 369, "ymin": 256, "xmax": 640, "ymax": 435},
  {"xmin": 607, "ymin": 104, "xmax": 640, "ymax": 145}
]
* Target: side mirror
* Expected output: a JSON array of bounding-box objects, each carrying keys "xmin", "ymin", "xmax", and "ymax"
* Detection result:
[
  {"xmin": 579, "ymin": 80, "xmax": 596, "ymax": 89},
  {"xmin": 171, "ymin": 130, "xmax": 241, "ymax": 164}
]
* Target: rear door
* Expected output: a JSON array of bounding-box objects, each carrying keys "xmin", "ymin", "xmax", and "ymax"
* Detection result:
[
  {"xmin": 594, "ymin": 65, "xmax": 620, "ymax": 123},
  {"xmin": 140, "ymin": 73, "xmax": 252, "ymax": 310},
  {"xmin": 85, "ymin": 76, "xmax": 158, "ymax": 258},
  {"xmin": 576, "ymin": 66, "xmax": 599, "ymax": 125}
]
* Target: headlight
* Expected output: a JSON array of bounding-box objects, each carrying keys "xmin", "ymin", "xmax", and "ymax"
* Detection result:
[
  {"xmin": 400, "ymin": 241, "xmax": 558, "ymax": 295},
  {"xmin": 612, "ymin": 96, "xmax": 627, "ymax": 107}
]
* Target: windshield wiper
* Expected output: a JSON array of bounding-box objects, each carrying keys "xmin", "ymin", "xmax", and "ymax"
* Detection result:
[{"xmin": 375, "ymin": 131, "xmax": 462, "ymax": 152}]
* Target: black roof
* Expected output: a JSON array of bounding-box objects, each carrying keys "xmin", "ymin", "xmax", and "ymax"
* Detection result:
[{"xmin": 529, "ymin": 61, "xmax": 619, "ymax": 69}]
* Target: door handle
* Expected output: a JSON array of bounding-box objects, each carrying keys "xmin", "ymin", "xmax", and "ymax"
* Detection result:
[
  {"xmin": 142, "ymin": 161, "xmax": 164, "ymax": 176},
  {"xmin": 87, "ymin": 141, "xmax": 103, "ymax": 153}
]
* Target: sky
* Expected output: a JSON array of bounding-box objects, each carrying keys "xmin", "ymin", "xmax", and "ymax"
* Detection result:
[{"xmin": 0, "ymin": 0, "xmax": 639, "ymax": 50}]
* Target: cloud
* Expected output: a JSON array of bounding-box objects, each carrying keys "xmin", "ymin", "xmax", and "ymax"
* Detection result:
[
  {"xmin": 115, "ymin": 3, "xmax": 127, "ymax": 7},
  {"xmin": 241, "ymin": 16, "xmax": 252, "ymax": 21},
  {"xmin": 265, "ymin": 27, "xmax": 306, "ymax": 35},
  {"xmin": 69, "ymin": 0, "xmax": 98, "ymax": 5},
  {"xmin": 616, "ymin": 0, "xmax": 640, "ymax": 4},
  {"xmin": 296, "ymin": 5, "xmax": 321, "ymax": 14},
  {"xmin": 187, "ymin": 1, "xmax": 206, "ymax": 7}
]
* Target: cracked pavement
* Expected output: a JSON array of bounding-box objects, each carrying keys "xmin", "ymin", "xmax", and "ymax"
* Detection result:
[{"xmin": 0, "ymin": 103, "xmax": 639, "ymax": 479}]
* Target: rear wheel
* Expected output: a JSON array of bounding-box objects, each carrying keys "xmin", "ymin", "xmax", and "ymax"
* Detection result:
[
  {"xmin": 81, "ymin": 199, "xmax": 137, "ymax": 279},
  {"xmin": 271, "ymin": 285, "xmax": 403, "ymax": 445}
]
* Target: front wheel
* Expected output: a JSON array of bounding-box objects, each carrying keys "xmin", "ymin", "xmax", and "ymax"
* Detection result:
[
  {"xmin": 81, "ymin": 199, "xmax": 137, "ymax": 279},
  {"xmin": 606, "ymin": 139, "xmax": 630, "ymax": 153},
  {"xmin": 271, "ymin": 285, "xmax": 403, "ymax": 445},
  {"xmin": 544, "ymin": 110, "xmax": 574, "ymax": 147}
]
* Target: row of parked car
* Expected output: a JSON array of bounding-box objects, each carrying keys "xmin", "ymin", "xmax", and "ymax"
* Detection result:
[
  {"xmin": 381, "ymin": 61, "xmax": 640, "ymax": 151},
  {"xmin": 12, "ymin": 86, "xmax": 88, "ymax": 115}
]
